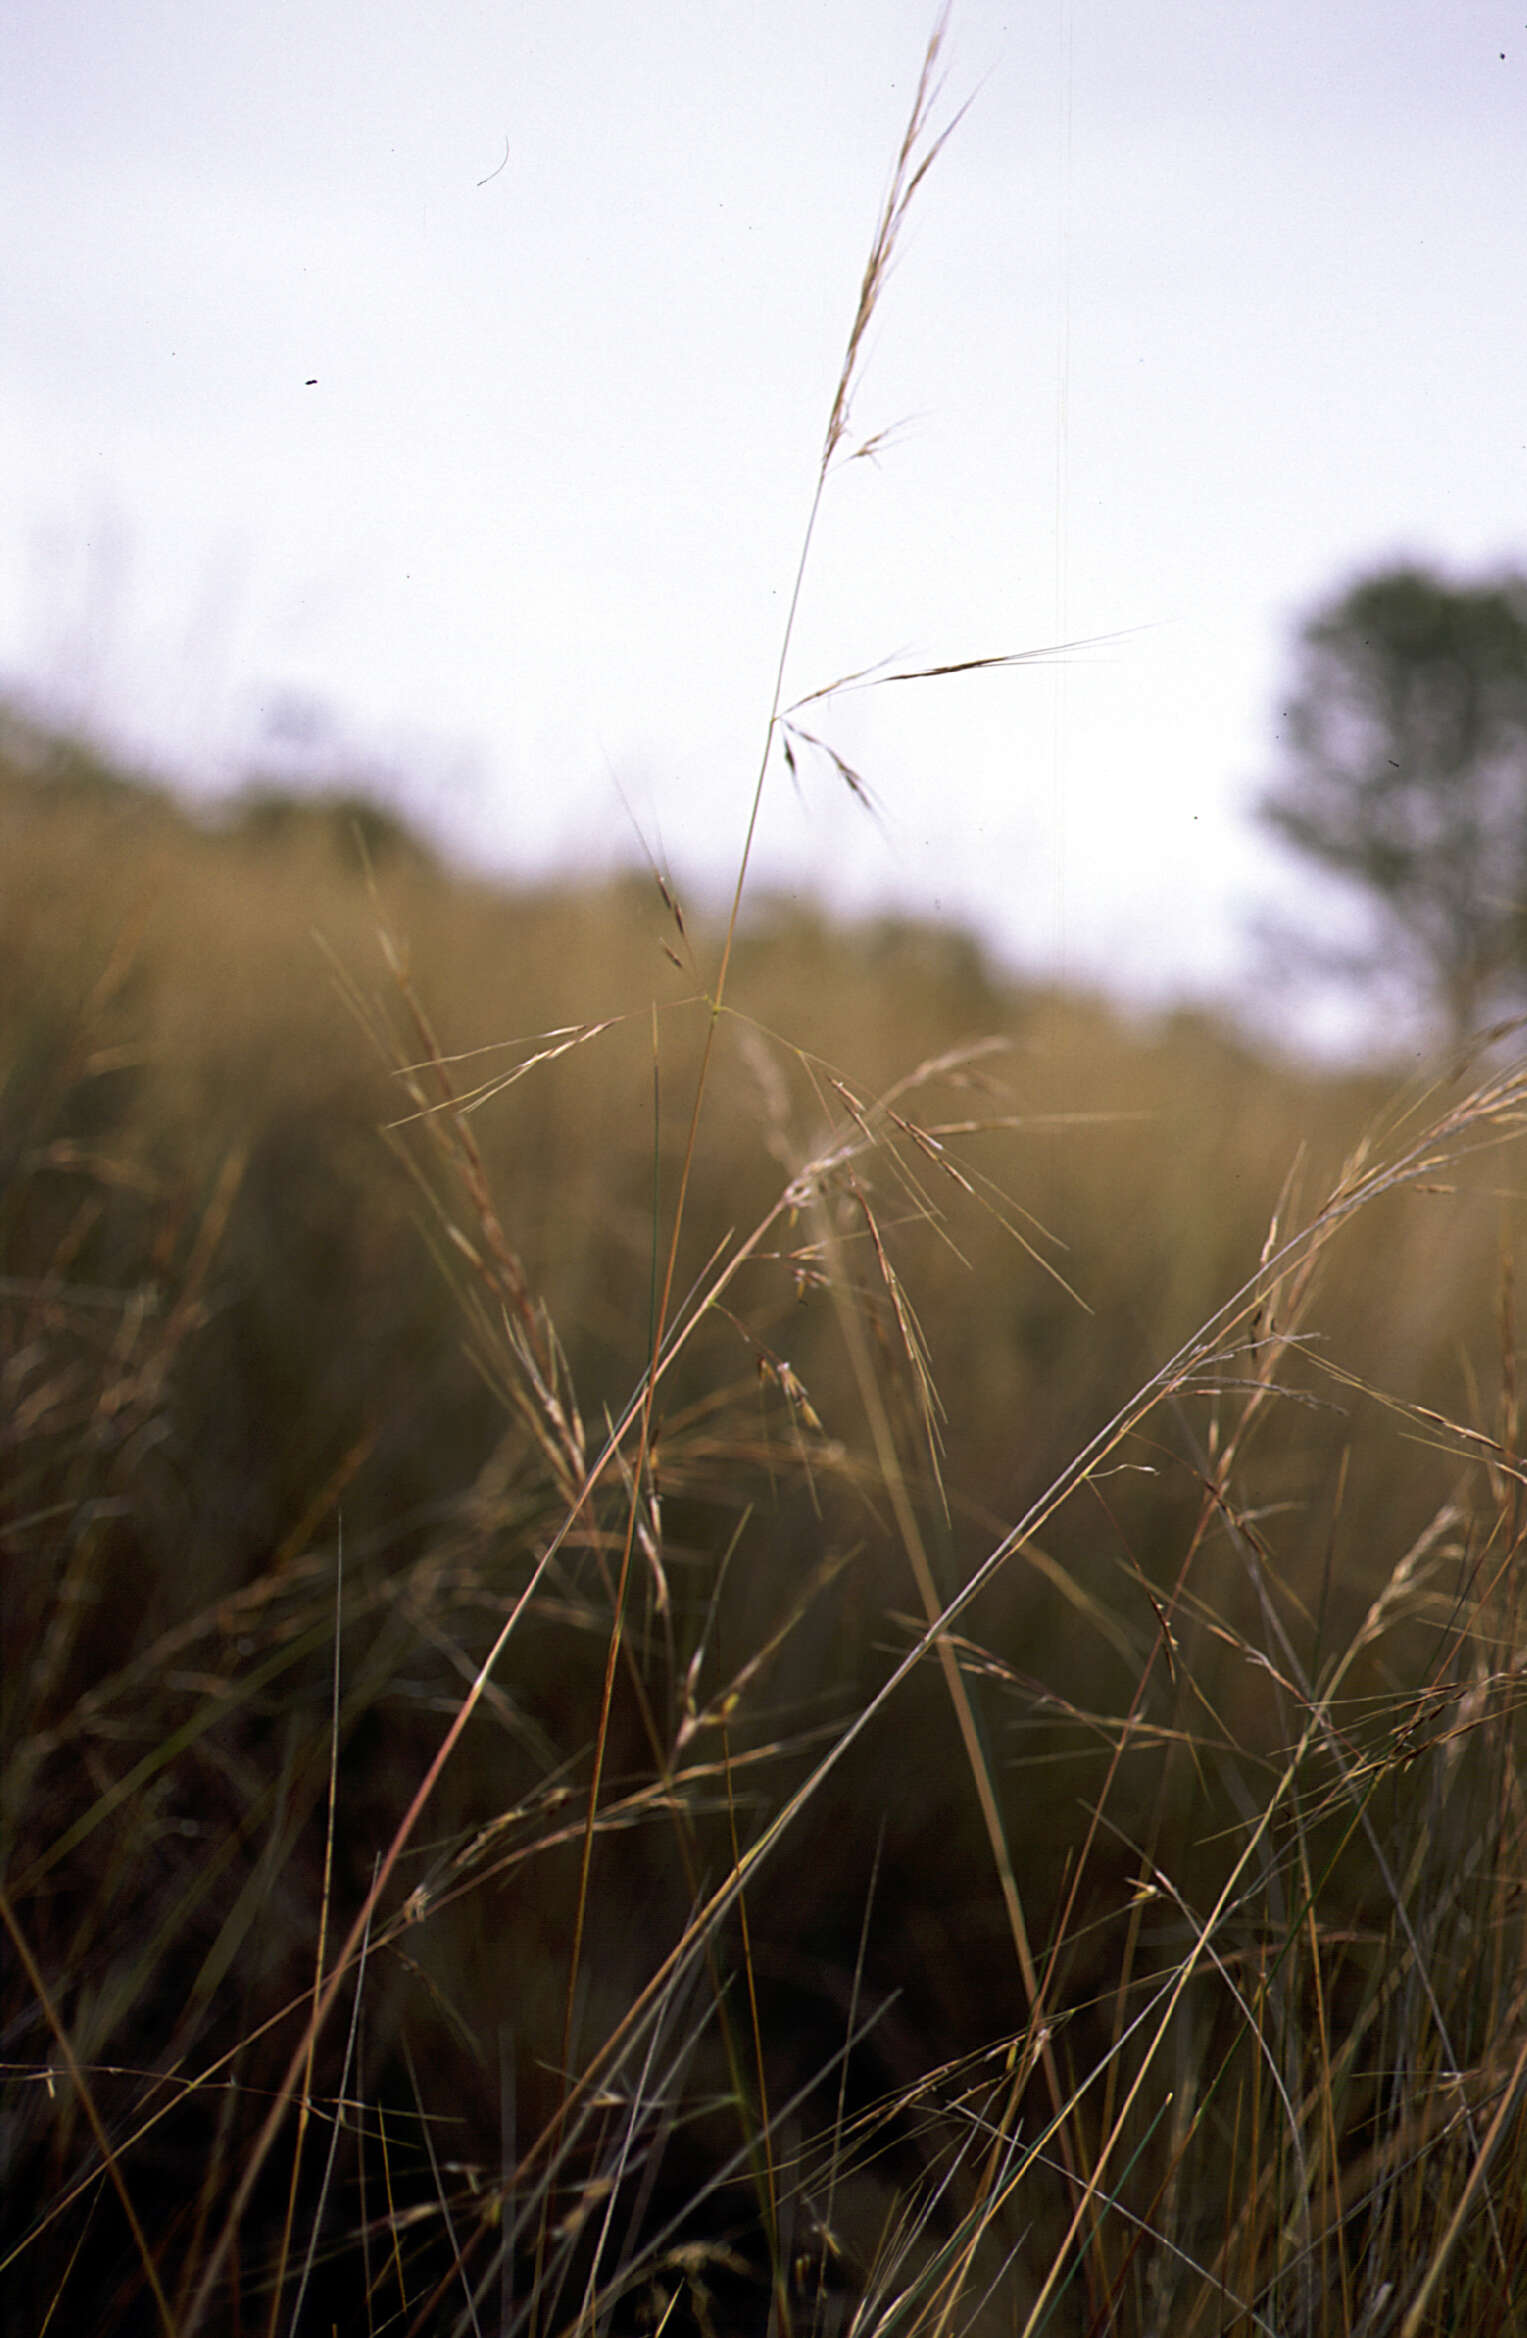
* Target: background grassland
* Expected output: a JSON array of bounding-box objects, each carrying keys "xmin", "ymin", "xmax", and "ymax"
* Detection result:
[{"xmin": 4, "ymin": 722, "xmax": 1526, "ymax": 2336}]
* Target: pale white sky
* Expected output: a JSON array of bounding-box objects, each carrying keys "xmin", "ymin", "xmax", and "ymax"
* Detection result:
[{"xmin": 2, "ymin": 2, "xmax": 1523, "ymax": 1049}]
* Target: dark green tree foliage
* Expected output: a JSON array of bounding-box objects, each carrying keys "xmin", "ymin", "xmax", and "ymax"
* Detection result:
[{"xmin": 1261, "ymin": 564, "xmax": 1527, "ymax": 1041}]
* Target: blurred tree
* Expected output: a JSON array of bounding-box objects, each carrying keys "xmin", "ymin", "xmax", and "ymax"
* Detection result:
[{"xmin": 1260, "ymin": 564, "xmax": 1527, "ymax": 1043}]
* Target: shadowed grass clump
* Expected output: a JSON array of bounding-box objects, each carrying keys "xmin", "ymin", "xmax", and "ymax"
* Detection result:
[
  {"xmin": 5, "ymin": 786, "xmax": 1526, "ymax": 2335},
  {"xmin": 5, "ymin": 14, "xmax": 1527, "ymax": 2334}
]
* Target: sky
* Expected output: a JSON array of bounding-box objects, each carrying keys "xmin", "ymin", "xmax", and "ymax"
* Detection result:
[{"xmin": 2, "ymin": 1, "xmax": 1524, "ymax": 1054}]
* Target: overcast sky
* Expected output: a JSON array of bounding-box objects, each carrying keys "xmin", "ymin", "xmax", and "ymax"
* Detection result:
[{"xmin": 2, "ymin": 1, "xmax": 1523, "ymax": 1050}]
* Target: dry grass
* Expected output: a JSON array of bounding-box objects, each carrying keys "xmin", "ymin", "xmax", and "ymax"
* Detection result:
[{"xmin": 5, "ymin": 14, "xmax": 1527, "ymax": 2334}]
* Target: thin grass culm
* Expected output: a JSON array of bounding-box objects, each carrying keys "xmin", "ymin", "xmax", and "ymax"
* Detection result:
[{"xmin": 4, "ymin": 10, "xmax": 1527, "ymax": 2338}]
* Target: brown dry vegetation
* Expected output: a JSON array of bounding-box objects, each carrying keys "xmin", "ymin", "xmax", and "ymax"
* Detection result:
[{"xmin": 3, "ymin": 717, "xmax": 1525, "ymax": 2338}]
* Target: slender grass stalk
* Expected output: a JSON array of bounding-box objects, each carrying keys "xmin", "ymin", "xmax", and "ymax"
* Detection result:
[{"xmin": 0, "ymin": 1886, "xmax": 176, "ymax": 2338}]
